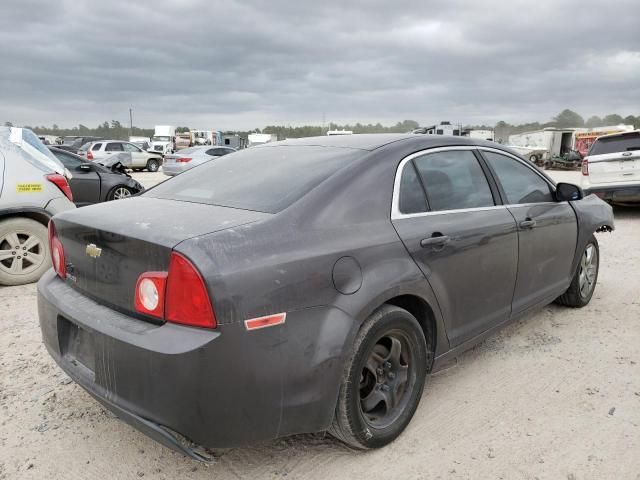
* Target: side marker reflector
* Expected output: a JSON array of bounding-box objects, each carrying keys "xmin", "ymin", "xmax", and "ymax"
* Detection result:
[{"xmin": 244, "ymin": 313, "xmax": 287, "ymax": 331}]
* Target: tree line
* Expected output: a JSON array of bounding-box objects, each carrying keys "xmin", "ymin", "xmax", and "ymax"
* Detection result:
[{"xmin": 4, "ymin": 110, "xmax": 638, "ymax": 142}]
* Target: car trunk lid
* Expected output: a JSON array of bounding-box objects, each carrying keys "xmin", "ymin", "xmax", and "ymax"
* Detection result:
[
  {"xmin": 53, "ymin": 197, "xmax": 270, "ymax": 317},
  {"xmin": 587, "ymin": 150, "xmax": 640, "ymax": 185}
]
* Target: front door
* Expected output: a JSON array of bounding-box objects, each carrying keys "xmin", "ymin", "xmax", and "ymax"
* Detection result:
[
  {"xmin": 391, "ymin": 148, "xmax": 519, "ymax": 347},
  {"xmin": 480, "ymin": 149, "xmax": 578, "ymax": 313}
]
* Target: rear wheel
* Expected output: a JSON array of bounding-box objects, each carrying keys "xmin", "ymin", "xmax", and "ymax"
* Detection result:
[
  {"xmin": 556, "ymin": 236, "xmax": 599, "ymax": 307},
  {"xmin": 0, "ymin": 218, "xmax": 51, "ymax": 286},
  {"xmin": 529, "ymin": 154, "xmax": 538, "ymax": 163},
  {"xmin": 147, "ymin": 158, "xmax": 160, "ymax": 172},
  {"xmin": 329, "ymin": 305, "xmax": 428, "ymax": 449}
]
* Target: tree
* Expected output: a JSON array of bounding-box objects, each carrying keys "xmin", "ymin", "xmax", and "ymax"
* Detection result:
[
  {"xmin": 3, "ymin": 121, "xmax": 12, "ymax": 127},
  {"xmin": 553, "ymin": 109, "xmax": 584, "ymax": 127},
  {"xmin": 585, "ymin": 116, "xmax": 603, "ymax": 128},
  {"xmin": 176, "ymin": 126, "xmax": 190, "ymax": 133},
  {"xmin": 602, "ymin": 114, "xmax": 623, "ymax": 125},
  {"xmin": 623, "ymin": 115, "xmax": 637, "ymax": 128}
]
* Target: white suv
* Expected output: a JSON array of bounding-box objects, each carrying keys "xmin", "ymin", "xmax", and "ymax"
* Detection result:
[
  {"xmin": 80, "ymin": 140, "xmax": 163, "ymax": 172},
  {"xmin": 581, "ymin": 130, "xmax": 640, "ymax": 204}
]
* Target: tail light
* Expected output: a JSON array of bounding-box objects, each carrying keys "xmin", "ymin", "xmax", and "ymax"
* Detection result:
[
  {"xmin": 134, "ymin": 252, "xmax": 216, "ymax": 328},
  {"xmin": 86, "ymin": 150, "xmax": 94, "ymax": 160},
  {"xmin": 46, "ymin": 174, "xmax": 73, "ymax": 202},
  {"xmin": 48, "ymin": 221, "xmax": 66, "ymax": 279},
  {"xmin": 176, "ymin": 157, "xmax": 192, "ymax": 163},
  {"xmin": 581, "ymin": 159, "xmax": 589, "ymax": 176}
]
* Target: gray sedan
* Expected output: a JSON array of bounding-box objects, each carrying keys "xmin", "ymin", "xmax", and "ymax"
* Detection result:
[
  {"xmin": 38, "ymin": 134, "xmax": 613, "ymax": 458},
  {"xmin": 162, "ymin": 146, "xmax": 236, "ymax": 176}
]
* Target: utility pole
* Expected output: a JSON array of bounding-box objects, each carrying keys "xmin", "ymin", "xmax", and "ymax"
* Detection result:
[
  {"xmin": 322, "ymin": 112, "xmax": 326, "ymax": 135},
  {"xmin": 129, "ymin": 108, "xmax": 133, "ymax": 138}
]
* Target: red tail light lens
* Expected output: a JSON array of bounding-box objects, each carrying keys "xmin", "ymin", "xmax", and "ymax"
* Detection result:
[
  {"xmin": 176, "ymin": 157, "xmax": 192, "ymax": 163},
  {"xmin": 134, "ymin": 252, "xmax": 216, "ymax": 328},
  {"xmin": 581, "ymin": 159, "xmax": 589, "ymax": 176},
  {"xmin": 46, "ymin": 174, "xmax": 73, "ymax": 202},
  {"xmin": 48, "ymin": 221, "xmax": 66, "ymax": 279},
  {"xmin": 166, "ymin": 252, "xmax": 216, "ymax": 328},
  {"xmin": 86, "ymin": 150, "xmax": 94, "ymax": 160}
]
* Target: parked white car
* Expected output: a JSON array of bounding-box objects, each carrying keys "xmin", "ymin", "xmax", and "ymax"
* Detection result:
[
  {"xmin": 162, "ymin": 146, "xmax": 236, "ymax": 176},
  {"xmin": 581, "ymin": 130, "xmax": 640, "ymax": 204},
  {"xmin": 0, "ymin": 127, "xmax": 75, "ymax": 285},
  {"xmin": 79, "ymin": 140, "xmax": 163, "ymax": 172}
]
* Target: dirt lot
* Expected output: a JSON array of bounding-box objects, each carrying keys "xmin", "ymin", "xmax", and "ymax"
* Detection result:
[{"xmin": 1, "ymin": 171, "xmax": 639, "ymax": 479}]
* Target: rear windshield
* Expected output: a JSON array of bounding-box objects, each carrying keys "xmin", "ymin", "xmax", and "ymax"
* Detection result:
[
  {"xmin": 147, "ymin": 145, "xmax": 361, "ymax": 213},
  {"xmin": 589, "ymin": 132, "xmax": 640, "ymax": 156}
]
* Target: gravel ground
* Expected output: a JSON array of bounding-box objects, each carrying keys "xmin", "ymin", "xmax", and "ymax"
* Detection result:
[{"xmin": 1, "ymin": 170, "xmax": 639, "ymax": 479}]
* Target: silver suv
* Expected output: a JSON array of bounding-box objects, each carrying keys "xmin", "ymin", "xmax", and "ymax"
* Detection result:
[
  {"xmin": 0, "ymin": 127, "xmax": 75, "ymax": 285},
  {"xmin": 79, "ymin": 140, "xmax": 163, "ymax": 172}
]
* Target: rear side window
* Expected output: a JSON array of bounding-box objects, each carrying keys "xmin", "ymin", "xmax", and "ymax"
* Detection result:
[
  {"xmin": 105, "ymin": 143, "xmax": 123, "ymax": 152},
  {"xmin": 589, "ymin": 133, "xmax": 640, "ymax": 155},
  {"xmin": 483, "ymin": 151, "xmax": 554, "ymax": 204},
  {"xmin": 91, "ymin": 143, "xmax": 102, "ymax": 151},
  {"xmin": 413, "ymin": 150, "xmax": 495, "ymax": 212},
  {"xmin": 147, "ymin": 146, "xmax": 361, "ymax": 213},
  {"xmin": 398, "ymin": 163, "xmax": 427, "ymax": 214}
]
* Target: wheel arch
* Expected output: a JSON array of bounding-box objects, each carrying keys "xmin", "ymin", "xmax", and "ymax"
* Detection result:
[
  {"xmin": 0, "ymin": 208, "xmax": 51, "ymax": 227},
  {"xmin": 384, "ymin": 294, "xmax": 438, "ymax": 372}
]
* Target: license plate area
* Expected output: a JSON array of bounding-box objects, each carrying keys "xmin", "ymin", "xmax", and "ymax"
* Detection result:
[{"xmin": 58, "ymin": 316, "xmax": 96, "ymax": 375}]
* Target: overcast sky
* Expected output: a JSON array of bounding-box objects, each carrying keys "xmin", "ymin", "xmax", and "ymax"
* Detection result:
[{"xmin": 2, "ymin": 0, "xmax": 639, "ymax": 130}]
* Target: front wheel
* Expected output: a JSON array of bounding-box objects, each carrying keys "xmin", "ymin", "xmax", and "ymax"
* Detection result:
[
  {"xmin": 146, "ymin": 158, "xmax": 160, "ymax": 172},
  {"xmin": 108, "ymin": 186, "xmax": 133, "ymax": 201},
  {"xmin": 329, "ymin": 305, "xmax": 428, "ymax": 449},
  {"xmin": 556, "ymin": 236, "xmax": 599, "ymax": 307}
]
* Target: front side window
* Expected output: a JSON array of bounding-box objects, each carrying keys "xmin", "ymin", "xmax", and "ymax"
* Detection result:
[
  {"xmin": 483, "ymin": 151, "xmax": 554, "ymax": 204},
  {"xmin": 413, "ymin": 150, "xmax": 495, "ymax": 212},
  {"xmin": 105, "ymin": 142, "xmax": 123, "ymax": 152}
]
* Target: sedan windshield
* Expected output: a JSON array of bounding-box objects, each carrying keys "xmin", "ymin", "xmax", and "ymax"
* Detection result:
[{"xmin": 147, "ymin": 145, "xmax": 361, "ymax": 213}]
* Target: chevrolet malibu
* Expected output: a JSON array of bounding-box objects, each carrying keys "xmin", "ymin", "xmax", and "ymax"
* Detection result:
[{"xmin": 38, "ymin": 134, "xmax": 614, "ymax": 459}]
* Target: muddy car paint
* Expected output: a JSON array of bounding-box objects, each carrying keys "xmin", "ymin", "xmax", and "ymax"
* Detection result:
[{"xmin": 37, "ymin": 134, "xmax": 614, "ymax": 458}]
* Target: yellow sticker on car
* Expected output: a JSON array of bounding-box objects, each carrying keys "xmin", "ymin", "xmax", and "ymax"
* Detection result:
[{"xmin": 16, "ymin": 183, "xmax": 44, "ymax": 193}]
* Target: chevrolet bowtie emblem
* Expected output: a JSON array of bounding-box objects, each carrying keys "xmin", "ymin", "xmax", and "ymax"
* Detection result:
[{"xmin": 86, "ymin": 243, "xmax": 102, "ymax": 258}]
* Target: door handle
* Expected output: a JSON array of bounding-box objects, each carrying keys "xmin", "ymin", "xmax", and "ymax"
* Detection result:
[
  {"xmin": 519, "ymin": 219, "xmax": 537, "ymax": 229},
  {"xmin": 420, "ymin": 235, "xmax": 450, "ymax": 248}
]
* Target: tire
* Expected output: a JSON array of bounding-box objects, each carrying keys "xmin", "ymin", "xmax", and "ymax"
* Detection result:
[
  {"xmin": 529, "ymin": 155, "xmax": 538, "ymax": 163},
  {"xmin": 555, "ymin": 236, "xmax": 599, "ymax": 308},
  {"xmin": 0, "ymin": 218, "xmax": 51, "ymax": 286},
  {"xmin": 146, "ymin": 158, "xmax": 160, "ymax": 172},
  {"xmin": 329, "ymin": 305, "xmax": 429, "ymax": 449},
  {"xmin": 108, "ymin": 186, "xmax": 133, "ymax": 201}
]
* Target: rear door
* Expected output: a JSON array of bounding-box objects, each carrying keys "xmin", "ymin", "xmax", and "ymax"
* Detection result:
[
  {"xmin": 480, "ymin": 149, "xmax": 577, "ymax": 313},
  {"xmin": 587, "ymin": 132, "xmax": 640, "ymax": 185},
  {"xmin": 391, "ymin": 147, "xmax": 518, "ymax": 347}
]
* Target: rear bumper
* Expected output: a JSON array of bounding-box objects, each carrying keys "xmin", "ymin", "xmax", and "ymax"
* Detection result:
[
  {"xmin": 582, "ymin": 183, "xmax": 640, "ymax": 203},
  {"xmin": 37, "ymin": 270, "xmax": 353, "ymax": 451}
]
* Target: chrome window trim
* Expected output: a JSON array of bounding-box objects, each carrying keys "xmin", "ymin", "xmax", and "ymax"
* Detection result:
[{"xmin": 391, "ymin": 146, "xmax": 559, "ymax": 220}]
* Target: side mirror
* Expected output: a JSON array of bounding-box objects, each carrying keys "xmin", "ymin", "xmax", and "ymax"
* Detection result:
[
  {"xmin": 77, "ymin": 163, "xmax": 93, "ymax": 172},
  {"xmin": 556, "ymin": 182, "xmax": 583, "ymax": 202}
]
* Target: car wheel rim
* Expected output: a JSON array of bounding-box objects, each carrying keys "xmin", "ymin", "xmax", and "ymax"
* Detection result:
[
  {"xmin": 0, "ymin": 230, "xmax": 46, "ymax": 275},
  {"xmin": 359, "ymin": 330, "xmax": 413, "ymax": 429},
  {"xmin": 578, "ymin": 244, "xmax": 597, "ymax": 298},
  {"xmin": 113, "ymin": 188, "xmax": 131, "ymax": 200}
]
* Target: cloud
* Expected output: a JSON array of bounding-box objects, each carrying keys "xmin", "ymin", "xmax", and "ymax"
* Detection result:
[{"xmin": 1, "ymin": 0, "xmax": 639, "ymax": 129}]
